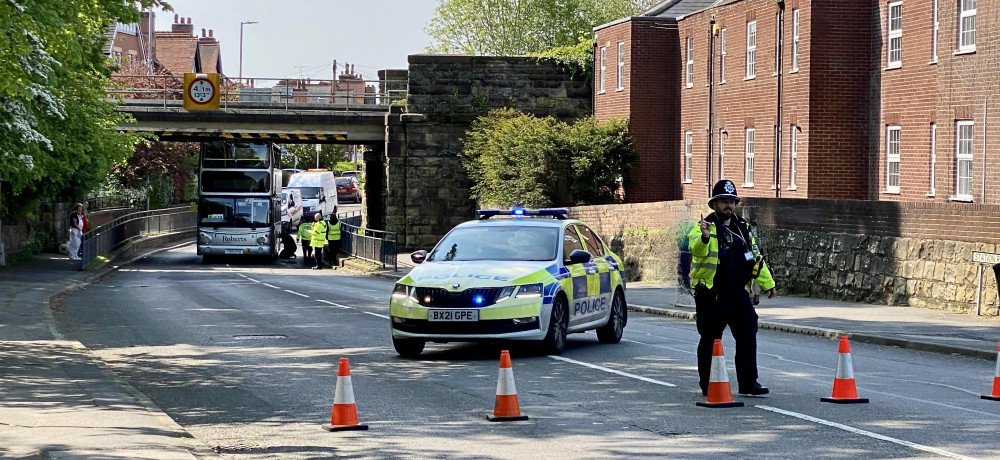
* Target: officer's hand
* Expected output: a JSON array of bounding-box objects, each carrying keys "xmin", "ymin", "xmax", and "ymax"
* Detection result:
[
  {"xmin": 699, "ymin": 214, "xmax": 711, "ymax": 239},
  {"xmin": 765, "ymin": 288, "xmax": 776, "ymax": 299}
]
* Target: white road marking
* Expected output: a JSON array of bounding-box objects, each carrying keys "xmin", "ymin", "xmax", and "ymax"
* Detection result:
[
  {"xmin": 363, "ymin": 311, "xmax": 390, "ymax": 319},
  {"xmin": 549, "ymin": 356, "xmax": 677, "ymax": 387},
  {"xmin": 262, "ymin": 283, "xmax": 281, "ymax": 289},
  {"xmin": 757, "ymin": 405, "xmax": 980, "ymax": 460},
  {"xmin": 283, "ymin": 290, "xmax": 309, "ymax": 298},
  {"xmin": 317, "ymin": 300, "xmax": 352, "ymax": 309}
]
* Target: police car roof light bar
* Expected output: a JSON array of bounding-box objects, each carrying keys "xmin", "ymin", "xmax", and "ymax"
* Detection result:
[{"xmin": 475, "ymin": 208, "xmax": 569, "ymax": 220}]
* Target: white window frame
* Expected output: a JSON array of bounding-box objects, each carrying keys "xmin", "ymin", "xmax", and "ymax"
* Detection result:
[
  {"xmin": 719, "ymin": 129, "xmax": 726, "ymax": 177},
  {"xmin": 684, "ymin": 131, "xmax": 693, "ymax": 182},
  {"xmin": 720, "ymin": 28, "xmax": 727, "ymax": 83},
  {"xmin": 744, "ymin": 128, "xmax": 755, "ymax": 186},
  {"xmin": 954, "ymin": 120, "xmax": 974, "ymax": 200},
  {"xmin": 791, "ymin": 9, "xmax": 800, "ymax": 72},
  {"xmin": 616, "ymin": 41, "xmax": 625, "ymax": 90},
  {"xmin": 746, "ymin": 21, "xmax": 757, "ymax": 79},
  {"xmin": 599, "ymin": 46, "xmax": 607, "ymax": 93},
  {"xmin": 929, "ymin": 123, "xmax": 937, "ymax": 196},
  {"xmin": 887, "ymin": 1, "xmax": 902, "ymax": 68},
  {"xmin": 685, "ymin": 36, "xmax": 694, "ymax": 88},
  {"xmin": 959, "ymin": 0, "xmax": 976, "ymax": 53},
  {"xmin": 886, "ymin": 125, "xmax": 901, "ymax": 193},
  {"xmin": 789, "ymin": 126, "xmax": 798, "ymax": 189},
  {"xmin": 930, "ymin": 0, "xmax": 939, "ymax": 63}
]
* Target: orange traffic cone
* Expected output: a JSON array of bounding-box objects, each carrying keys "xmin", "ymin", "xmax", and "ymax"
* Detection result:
[
  {"xmin": 696, "ymin": 339, "xmax": 744, "ymax": 408},
  {"xmin": 322, "ymin": 358, "xmax": 369, "ymax": 431},
  {"xmin": 981, "ymin": 341, "xmax": 1000, "ymax": 401},
  {"xmin": 821, "ymin": 336, "xmax": 869, "ymax": 404},
  {"xmin": 487, "ymin": 350, "xmax": 529, "ymax": 421}
]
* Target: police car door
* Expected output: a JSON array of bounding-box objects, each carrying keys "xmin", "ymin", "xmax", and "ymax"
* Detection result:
[
  {"xmin": 563, "ymin": 225, "xmax": 603, "ymax": 327},
  {"xmin": 576, "ymin": 224, "xmax": 614, "ymax": 317}
]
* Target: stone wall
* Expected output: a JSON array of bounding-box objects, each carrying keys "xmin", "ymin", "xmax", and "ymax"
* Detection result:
[
  {"xmin": 2, "ymin": 202, "xmax": 137, "ymax": 265},
  {"xmin": 568, "ymin": 199, "xmax": 1000, "ymax": 315},
  {"xmin": 383, "ymin": 54, "xmax": 593, "ymax": 249}
]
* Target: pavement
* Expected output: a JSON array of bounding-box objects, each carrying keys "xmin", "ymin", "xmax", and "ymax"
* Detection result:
[{"xmin": 2, "ymin": 244, "xmax": 999, "ymax": 459}]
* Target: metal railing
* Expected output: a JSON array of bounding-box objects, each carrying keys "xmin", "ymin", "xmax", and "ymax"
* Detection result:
[
  {"xmin": 336, "ymin": 211, "xmax": 398, "ymax": 270},
  {"xmin": 78, "ymin": 206, "xmax": 196, "ymax": 269},
  {"xmin": 109, "ymin": 75, "xmax": 407, "ymax": 112}
]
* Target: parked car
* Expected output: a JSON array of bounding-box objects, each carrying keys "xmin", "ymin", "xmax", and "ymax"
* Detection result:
[
  {"xmin": 286, "ymin": 170, "xmax": 338, "ymax": 219},
  {"xmin": 341, "ymin": 170, "xmax": 361, "ymax": 179},
  {"xmin": 280, "ymin": 188, "xmax": 303, "ymax": 231},
  {"xmin": 336, "ymin": 177, "xmax": 362, "ymax": 203}
]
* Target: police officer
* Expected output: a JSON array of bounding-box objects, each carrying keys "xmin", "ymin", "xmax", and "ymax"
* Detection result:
[
  {"xmin": 325, "ymin": 206, "xmax": 342, "ymax": 268},
  {"xmin": 309, "ymin": 213, "xmax": 329, "ymax": 270},
  {"xmin": 688, "ymin": 179, "xmax": 776, "ymax": 397},
  {"xmin": 298, "ymin": 218, "xmax": 314, "ymax": 266}
]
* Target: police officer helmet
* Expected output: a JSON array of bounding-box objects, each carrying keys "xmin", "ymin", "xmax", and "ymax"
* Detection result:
[{"xmin": 708, "ymin": 179, "xmax": 740, "ymax": 206}]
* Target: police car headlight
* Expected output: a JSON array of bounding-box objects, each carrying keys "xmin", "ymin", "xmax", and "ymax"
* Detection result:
[
  {"xmin": 495, "ymin": 286, "xmax": 516, "ymax": 303},
  {"xmin": 515, "ymin": 283, "xmax": 543, "ymax": 299},
  {"xmin": 392, "ymin": 283, "xmax": 409, "ymax": 299}
]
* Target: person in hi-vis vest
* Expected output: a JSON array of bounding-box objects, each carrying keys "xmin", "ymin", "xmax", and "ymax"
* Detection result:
[
  {"xmin": 309, "ymin": 213, "xmax": 329, "ymax": 270},
  {"xmin": 326, "ymin": 206, "xmax": 342, "ymax": 268}
]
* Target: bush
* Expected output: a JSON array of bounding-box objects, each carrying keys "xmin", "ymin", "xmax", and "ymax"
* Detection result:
[{"xmin": 460, "ymin": 108, "xmax": 635, "ymax": 208}]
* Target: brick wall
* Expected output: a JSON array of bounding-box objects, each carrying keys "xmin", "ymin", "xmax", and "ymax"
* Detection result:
[{"xmin": 569, "ymin": 198, "xmax": 1000, "ymax": 314}]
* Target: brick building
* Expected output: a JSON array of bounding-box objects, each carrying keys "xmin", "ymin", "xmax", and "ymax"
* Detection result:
[
  {"xmin": 596, "ymin": 0, "xmax": 999, "ymax": 205},
  {"xmin": 105, "ymin": 12, "xmax": 223, "ymax": 76}
]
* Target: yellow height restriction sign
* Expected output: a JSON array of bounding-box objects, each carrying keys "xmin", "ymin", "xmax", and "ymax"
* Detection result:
[{"xmin": 183, "ymin": 73, "xmax": 220, "ymax": 110}]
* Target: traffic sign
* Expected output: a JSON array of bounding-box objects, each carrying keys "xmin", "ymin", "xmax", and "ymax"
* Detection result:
[
  {"xmin": 972, "ymin": 251, "xmax": 1000, "ymax": 265},
  {"xmin": 183, "ymin": 73, "xmax": 220, "ymax": 110}
]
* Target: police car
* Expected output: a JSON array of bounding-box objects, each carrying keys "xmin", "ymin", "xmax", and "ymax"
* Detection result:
[{"xmin": 389, "ymin": 208, "xmax": 628, "ymax": 357}]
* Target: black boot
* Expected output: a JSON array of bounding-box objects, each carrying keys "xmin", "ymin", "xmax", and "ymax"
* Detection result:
[{"xmin": 738, "ymin": 382, "xmax": 769, "ymax": 396}]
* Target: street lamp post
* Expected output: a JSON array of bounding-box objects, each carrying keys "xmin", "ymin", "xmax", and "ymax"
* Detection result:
[
  {"xmin": 239, "ymin": 20, "xmax": 257, "ymax": 84},
  {"xmin": 315, "ymin": 144, "xmax": 321, "ymax": 169}
]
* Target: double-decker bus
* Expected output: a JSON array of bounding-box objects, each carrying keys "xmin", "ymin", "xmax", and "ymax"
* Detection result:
[{"xmin": 197, "ymin": 140, "xmax": 282, "ymax": 260}]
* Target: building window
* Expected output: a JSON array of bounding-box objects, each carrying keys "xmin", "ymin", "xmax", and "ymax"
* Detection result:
[
  {"xmin": 719, "ymin": 129, "xmax": 726, "ymax": 177},
  {"xmin": 955, "ymin": 120, "xmax": 974, "ymax": 200},
  {"xmin": 616, "ymin": 42, "xmax": 625, "ymax": 90},
  {"xmin": 789, "ymin": 127, "xmax": 798, "ymax": 188},
  {"xmin": 791, "ymin": 9, "xmax": 800, "ymax": 71},
  {"xmin": 746, "ymin": 21, "xmax": 757, "ymax": 79},
  {"xmin": 886, "ymin": 125, "xmax": 901, "ymax": 193},
  {"xmin": 959, "ymin": 0, "xmax": 976, "ymax": 52},
  {"xmin": 685, "ymin": 131, "xmax": 693, "ymax": 182},
  {"xmin": 887, "ymin": 2, "xmax": 902, "ymax": 68},
  {"xmin": 929, "ymin": 123, "xmax": 937, "ymax": 196},
  {"xmin": 931, "ymin": 0, "xmax": 939, "ymax": 62},
  {"xmin": 744, "ymin": 128, "xmax": 755, "ymax": 186},
  {"xmin": 599, "ymin": 46, "xmax": 606, "ymax": 93},
  {"xmin": 686, "ymin": 36, "xmax": 694, "ymax": 88},
  {"xmin": 720, "ymin": 28, "xmax": 727, "ymax": 82}
]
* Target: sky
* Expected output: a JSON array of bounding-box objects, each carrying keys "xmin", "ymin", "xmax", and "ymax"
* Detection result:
[{"xmin": 153, "ymin": 0, "xmax": 439, "ymax": 81}]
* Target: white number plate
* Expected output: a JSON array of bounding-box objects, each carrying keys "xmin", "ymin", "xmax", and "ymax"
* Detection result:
[
  {"xmin": 428, "ymin": 309, "xmax": 479, "ymax": 322},
  {"xmin": 224, "ymin": 249, "xmax": 243, "ymax": 255}
]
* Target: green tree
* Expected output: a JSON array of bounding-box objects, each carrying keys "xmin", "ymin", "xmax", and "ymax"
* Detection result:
[
  {"xmin": 426, "ymin": 0, "xmax": 658, "ymax": 56},
  {"xmin": 461, "ymin": 108, "xmax": 634, "ymax": 207},
  {"xmin": 280, "ymin": 144, "xmax": 348, "ymax": 171},
  {"xmin": 113, "ymin": 141, "xmax": 199, "ymax": 205},
  {"xmin": 0, "ymin": 0, "xmax": 163, "ymax": 215}
]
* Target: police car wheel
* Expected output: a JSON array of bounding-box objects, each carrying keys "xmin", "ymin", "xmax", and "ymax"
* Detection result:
[
  {"xmin": 393, "ymin": 336, "xmax": 425, "ymax": 358},
  {"xmin": 541, "ymin": 295, "xmax": 568, "ymax": 355},
  {"xmin": 596, "ymin": 289, "xmax": 626, "ymax": 344}
]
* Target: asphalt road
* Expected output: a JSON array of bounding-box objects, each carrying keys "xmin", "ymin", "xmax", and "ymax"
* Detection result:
[{"xmin": 54, "ymin": 245, "xmax": 1000, "ymax": 459}]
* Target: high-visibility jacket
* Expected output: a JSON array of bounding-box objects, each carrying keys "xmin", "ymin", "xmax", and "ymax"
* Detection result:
[
  {"xmin": 309, "ymin": 220, "xmax": 329, "ymax": 247},
  {"xmin": 327, "ymin": 220, "xmax": 341, "ymax": 242},
  {"xmin": 687, "ymin": 215, "xmax": 775, "ymax": 291},
  {"xmin": 298, "ymin": 222, "xmax": 313, "ymax": 244}
]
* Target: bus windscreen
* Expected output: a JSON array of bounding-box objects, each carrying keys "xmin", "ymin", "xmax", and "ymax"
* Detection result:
[{"xmin": 199, "ymin": 197, "xmax": 271, "ymax": 227}]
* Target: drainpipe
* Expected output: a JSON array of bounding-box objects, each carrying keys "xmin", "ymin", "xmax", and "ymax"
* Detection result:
[
  {"xmin": 773, "ymin": 2, "xmax": 785, "ymax": 197},
  {"xmin": 707, "ymin": 16, "xmax": 717, "ymax": 197},
  {"xmin": 983, "ymin": 96, "xmax": 987, "ymax": 203}
]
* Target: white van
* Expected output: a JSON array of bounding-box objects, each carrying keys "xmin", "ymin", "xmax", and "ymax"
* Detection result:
[{"xmin": 286, "ymin": 170, "xmax": 338, "ymax": 219}]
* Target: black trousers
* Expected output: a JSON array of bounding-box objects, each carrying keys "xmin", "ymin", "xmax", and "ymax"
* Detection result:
[
  {"xmin": 325, "ymin": 241, "xmax": 339, "ymax": 266},
  {"xmin": 302, "ymin": 243, "xmax": 312, "ymax": 265},
  {"xmin": 695, "ymin": 286, "xmax": 760, "ymax": 393},
  {"xmin": 313, "ymin": 246, "xmax": 324, "ymax": 269}
]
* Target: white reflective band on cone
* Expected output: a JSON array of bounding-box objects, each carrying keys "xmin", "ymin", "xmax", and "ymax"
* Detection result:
[
  {"xmin": 994, "ymin": 356, "xmax": 1000, "ymax": 377},
  {"xmin": 334, "ymin": 376, "xmax": 356, "ymax": 404},
  {"xmin": 709, "ymin": 355, "xmax": 729, "ymax": 382},
  {"xmin": 836, "ymin": 353, "xmax": 855, "ymax": 379},
  {"xmin": 496, "ymin": 367, "xmax": 517, "ymax": 396}
]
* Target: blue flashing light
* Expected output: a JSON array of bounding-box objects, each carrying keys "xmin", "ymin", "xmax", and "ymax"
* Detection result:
[
  {"xmin": 513, "ymin": 207, "xmax": 526, "ymax": 216},
  {"xmin": 475, "ymin": 208, "xmax": 569, "ymax": 220},
  {"xmin": 473, "ymin": 294, "xmax": 485, "ymax": 306}
]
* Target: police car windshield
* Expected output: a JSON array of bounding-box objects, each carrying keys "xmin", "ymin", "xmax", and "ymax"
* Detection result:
[{"xmin": 428, "ymin": 226, "xmax": 559, "ymax": 262}]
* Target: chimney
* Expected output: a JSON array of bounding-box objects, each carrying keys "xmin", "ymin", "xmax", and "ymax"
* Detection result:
[
  {"xmin": 201, "ymin": 28, "xmax": 206, "ymax": 37},
  {"xmin": 209, "ymin": 29, "xmax": 213, "ymax": 38},
  {"xmin": 332, "ymin": 59, "xmax": 337, "ymax": 79},
  {"xmin": 174, "ymin": 14, "xmax": 178, "ymax": 23},
  {"xmin": 172, "ymin": 16, "xmax": 194, "ymax": 35}
]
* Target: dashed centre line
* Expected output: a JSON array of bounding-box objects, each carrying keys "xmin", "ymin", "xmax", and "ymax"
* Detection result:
[
  {"xmin": 549, "ymin": 356, "xmax": 677, "ymax": 387},
  {"xmin": 283, "ymin": 289, "xmax": 309, "ymax": 298}
]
